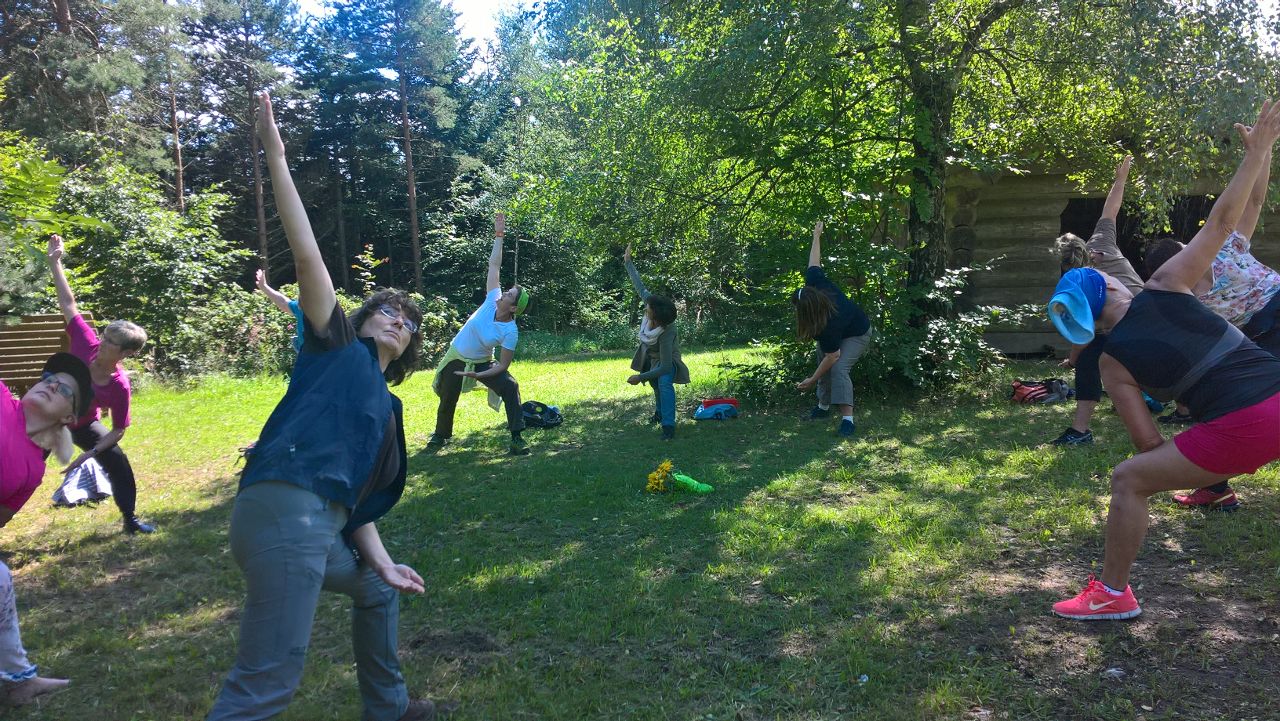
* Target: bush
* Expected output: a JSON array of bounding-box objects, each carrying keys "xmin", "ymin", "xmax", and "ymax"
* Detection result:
[{"xmin": 162, "ymin": 286, "xmax": 462, "ymax": 379}]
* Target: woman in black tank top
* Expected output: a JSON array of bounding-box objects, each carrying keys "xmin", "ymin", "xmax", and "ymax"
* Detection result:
[{"xmin": 1043, "ymin": 101, "xmax": 1280, "ymax": 621}]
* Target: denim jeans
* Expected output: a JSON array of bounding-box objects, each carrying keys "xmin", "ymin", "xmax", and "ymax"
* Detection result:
[
  {"xmin": 208, "ymin": 481, "xmax": 408, "ymax": 721},
  {"xmin": 651, "ymin": 372, "xmax": 676, "ymax": 426},
  {"xmin": 0, "ymin": 561, "xmax": 36, "ymax": 684}
]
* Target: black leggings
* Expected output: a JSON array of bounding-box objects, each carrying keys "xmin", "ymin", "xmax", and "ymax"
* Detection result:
[
  {"xmin": 1074, "ymin": 334, "xmax": 1107, "ymax": 402},
  {"xmin": 71, "ymin": 421, "xmax": 137, "ymax": 519},
  {"xmin": 433, "ymin": 359, "xmax": 525, "ymax": 438}
]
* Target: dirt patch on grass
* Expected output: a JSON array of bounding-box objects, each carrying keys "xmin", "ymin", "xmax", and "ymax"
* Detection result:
[{"xmin": 409, "ymin": 628, "xmax": 505, "ymax": 666}]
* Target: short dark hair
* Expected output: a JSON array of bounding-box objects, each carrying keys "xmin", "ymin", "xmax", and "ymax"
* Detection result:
[
  {"xmin": 646, "ymin": 294, "xmax": 677, "ymax": 327},
  {"xmin": 348, "ymin": 288, "xmax": 424, "ymax": 386},
  {"xmin": 1144, "ymin": 237, "xmax": 1184, "ymax": 277}
]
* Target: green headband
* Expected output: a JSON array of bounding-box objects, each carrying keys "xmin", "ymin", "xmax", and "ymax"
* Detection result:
[{"xmin": 514, "ymin": 288, "xmax": 531, "ymax": 316}]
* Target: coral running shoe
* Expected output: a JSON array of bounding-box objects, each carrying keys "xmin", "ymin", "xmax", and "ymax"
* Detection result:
[
  {"xmin": 1173, "ymin": 486, "xmax": 1239, "ymax": 511},
  {"xmin": 1052, "ymin": 575, "xmax": 1141, "ymax": 620}
]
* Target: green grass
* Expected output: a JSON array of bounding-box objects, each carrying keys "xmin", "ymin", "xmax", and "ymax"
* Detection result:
[{"xmin": 4, "ymin": 349, "xmax": 1279, "ymax": 720}]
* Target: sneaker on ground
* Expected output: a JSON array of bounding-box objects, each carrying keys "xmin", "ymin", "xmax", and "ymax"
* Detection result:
[
  {"xmin": 807, "ymin": 406, "xmax": 831, "ymax": 420},
  {"xmin": 1173, "ymin": 486, "xmax": 1240, "ymax": 511},
  {"xmin": 648, "ymin": 411, "xmax": 661, "ymax": 425},
  {"xmin": 660, "ymin": 425, "xmax": 675, "ymax": 441},
  {"xmin": 1050, "ymin": 427, "xmax": 1093, "ymax": 446},
  {"xmin": 425, "ymin": 433, "xmax": 449, "ymax": 453},
  {"xmin": 1142, "ymin": 392, "xmax": 1164, "ymax": 414},
  {"xmin": 837, "ymin": 419, "xmax": 856, "ymax": 437},
  {"xmin": 508, "ymin": 437, "xmax": 530, "ymax": 456},
  {"xmin": 1157, "ymin": 411, "xmax": 1194, "ymax": 425},
  {"xmin": 1052, "ymin": 575, "xmax": 1141, "ymax": 621}
]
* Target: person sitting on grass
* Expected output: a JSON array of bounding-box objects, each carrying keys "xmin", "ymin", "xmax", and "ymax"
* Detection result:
[
  {"xmin": 1138, "ymin": 145, "xmax": 1280, "ymax": 512},
  {"xmin": 792, "ymin": 220, "xmax": 873, "ymax": 438},
  {"xmin": 207, "ymin": 92, "xmax": 449, "ymax": 721},
  {"xmin": 255, "ymin": 268, "xmax": 306, "ymax": 353},
  {"xmin": 427, "ymin": 212, "xmax": 531, "ymax": 456},
  {"xmin": 1045, "ymin": 100, "xmax": 1280, "ymax": 621},
  {"xmin": 46, "ymin": 234, "xmax": 155, "ymax": 535},
  {"xmin": 623, "ymin": 243, "xmax": 690, "ymax": 441},
  {"xmin": 0, "ymin": 352, "xmax": 94, "ymax": 706},
  {"xmin": 1050, "ymin": 155, "xmax": 1151, "ymax": 447}
]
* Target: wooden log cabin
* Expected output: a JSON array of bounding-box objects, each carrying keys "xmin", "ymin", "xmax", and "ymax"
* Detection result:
[{"xmin": 948, "ymin": 169, "xmax": 1280, "ymax": 356}]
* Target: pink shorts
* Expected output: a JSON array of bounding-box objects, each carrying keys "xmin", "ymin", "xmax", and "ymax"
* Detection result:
[{"xmin": 1173, "ymin": 391, "xmax": 1280, "ymax": 475}]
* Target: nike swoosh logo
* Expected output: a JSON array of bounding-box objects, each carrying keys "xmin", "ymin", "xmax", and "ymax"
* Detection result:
[{"xmin": 1089, "ymin": 600, "xmax": 1116, "ymax": 610}]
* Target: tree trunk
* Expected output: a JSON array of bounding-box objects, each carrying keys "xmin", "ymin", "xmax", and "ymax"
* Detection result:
[
  {"xmin": 396, "ymin": 50, "xmax": 422, "ymax": 294},
  {"xmin": 168, "ymin": 64, "xmax": 185, "ymax": 213},
  {"xmin": 249, "ymin": 86, "xmax": 268, "ymax": 274},
  {"xmin": 334, "ymin": 156, "xmax": 349, "ymax": 291},
  {"xmin": 50, "ymin": 0, "xmax": 71, "ymax": 33}
]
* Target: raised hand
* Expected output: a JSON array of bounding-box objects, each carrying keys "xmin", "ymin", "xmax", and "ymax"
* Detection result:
[
  {"xmin": 46, "ymin": 234, "xmax": 64, "ymax": 264},
  {"xmin": 623, "ymin": 243, "xmax": 632, "ymax": 264},
  {"xmin": 255, "ymin": 268, "xmax": 267, "ymax": 292},
  {"xmin": 1115, "ymin": 154, "xmax": 1132, "ymax": 179},
  {"xmin": 1236, "ymin": 99, "xmax": 1280, "ymax": 153},
  {"xmin": 813, "ymin": 220, "xmax": 824, "ymax": 241},
  {"xmin": 255, "ymin": 92, "xmax": 285, "ymax": 158},
  {"xmin": 494, "ymin": 212, "xmax": 505, "ymax": 238}
]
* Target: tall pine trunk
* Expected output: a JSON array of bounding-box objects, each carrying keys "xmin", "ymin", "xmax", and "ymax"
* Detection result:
[
  {"xmin": 397, "ymin": 45, "xmax": 422, "ymax": 294},
  {"xmin": 168, "ymin": 64, "xmax": 185, "ymax": 213},
  {"xmin": 334, "ymin": 155, "xmax": 349, "ymax": 291}
]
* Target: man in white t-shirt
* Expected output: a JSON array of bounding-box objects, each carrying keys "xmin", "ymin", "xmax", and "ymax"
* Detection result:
[{"xmin": 429, "ymin": 213, "xmax": 533, "ymax": 455}]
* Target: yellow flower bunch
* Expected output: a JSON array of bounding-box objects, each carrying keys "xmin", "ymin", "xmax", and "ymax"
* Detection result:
[{"xmin": 646, "ymin": 459, "xmax": 674, "ymax": 493}]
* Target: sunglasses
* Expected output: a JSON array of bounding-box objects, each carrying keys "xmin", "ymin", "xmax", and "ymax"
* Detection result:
[
  {"xmin": 377, "ymin": 304, "xmax": 419, "ymax": 334},
  {"xmin": 40, "ymin": 371, "xmax": 78, "ymax": 403}
]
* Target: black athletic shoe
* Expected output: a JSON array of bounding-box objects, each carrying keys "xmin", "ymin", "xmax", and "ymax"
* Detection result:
[
  {"xmin": 1158, "ymin": 411, "xmax": 1194, "ymax": 425},
  {"xmin": 1051, "ymin": 427, "xmax": 1093, "ymax": 446},
  {"xmin": 660, "ymin": 425, "xmax": 675, "ymax": 441},
  {"xmin": 124, "ymin": 517, "xmax": 156, "ymax": 534},
  {"xmin": 425, "ymin": 433, "xmax": 449, "ymax": 453},
  {"xmin": 808, "ymin": 406, "xmax": 832, "ymax": 420},
  {"xmin": 648, "ymin": 411, "xmax": 662, "ymax": 425}
]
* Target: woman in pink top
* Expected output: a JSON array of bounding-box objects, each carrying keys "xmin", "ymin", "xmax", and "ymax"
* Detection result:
[
  {"xmin": 0, "ymin": 352, "xmax": 94, "ymax": 705},
  {"xmin": 46, "ymin": 235, "xmax": 154, "ymax": 534}
]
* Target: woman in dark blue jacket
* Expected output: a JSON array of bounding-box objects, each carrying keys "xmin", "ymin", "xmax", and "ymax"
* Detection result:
[{"xmin": 208, "ymin": 93, "xmax": 448, "ymax": 721}]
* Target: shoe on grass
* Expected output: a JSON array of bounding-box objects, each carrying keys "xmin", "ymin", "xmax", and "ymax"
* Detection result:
[
  {"xmin": 1157, "ymin": 411, "xmax": 1194, "ymax": 425},
  {"xmin": 648, "ymin": 411, "xmax": 661, "ymax": 425},
  {"xmin": 508, "ymin": 436, "xmax": 530, "ymax": 456},
  {"xmin": 1173, "ymin": 486, "xmax": 1240, "ymax": 511},
  {"xmin": 1050, "ymin": 427, "xmax": 1093, "ymax": 446},
  {"xmin": 124, "ymin": 517, "xmax": 155, "ymax": 534},
  {"xmin": 6, "ymin": 676, "xmax": 69, "ymax": 706},
  {"xmin": 660, "ymin": 425, "xmax": 675, "ymax": 441},
  {"xmin": 837, "ymin": 418, "xmax": 856, "ymax": 437},
  {"xmin": 1052, "ymin": 575, "xmax": 1141, "ymax": 621},
  {"xmin": 807, "ymin": 406, "xmax": 831, "ymax": 420},
  {"xmin": 1142, "ymin": 392, "xmax": 1164, "ymax": 414},
  {"xmin": 425, "ymin": 433, "xmax": 449, "ymax": 453}
]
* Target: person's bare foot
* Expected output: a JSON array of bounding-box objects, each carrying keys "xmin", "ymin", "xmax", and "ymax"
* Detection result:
[{"xmin": 6, "ymin": 676, "xmax": 69, "ymax": 706}]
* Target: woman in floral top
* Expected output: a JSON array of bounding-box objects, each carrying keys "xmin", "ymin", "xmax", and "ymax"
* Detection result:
[{"xmin": 1143, "ymin": 147, "xmax": 1280, "ymax": 510}]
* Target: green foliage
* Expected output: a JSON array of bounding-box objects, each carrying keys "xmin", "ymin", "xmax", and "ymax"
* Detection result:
[{"xmin": 57, "ymin": 155, "xmax": 249, "ymax": 352}]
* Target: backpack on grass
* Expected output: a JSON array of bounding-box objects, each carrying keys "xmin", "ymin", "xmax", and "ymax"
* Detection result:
[
  {"xmin": 1010, "ymin": 378, "xmax": 1073, "ymax": 404},
  {"xmin": 521, "ymin": 400, "xmax": 563, "ymax": 428}
]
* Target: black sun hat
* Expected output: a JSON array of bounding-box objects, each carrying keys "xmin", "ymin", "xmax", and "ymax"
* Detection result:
[{"xmin": 41, "ymin": 352, "xmax": 94, "ymax": 418}]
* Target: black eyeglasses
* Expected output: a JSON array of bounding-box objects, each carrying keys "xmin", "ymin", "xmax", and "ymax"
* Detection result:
[
  {"xmin": 40, "ymin": 371, "xmax": 77, "ymax": 402},
  {"xmin": 377, "ymin": 304, "xmax": 419, "ymax": 334}
]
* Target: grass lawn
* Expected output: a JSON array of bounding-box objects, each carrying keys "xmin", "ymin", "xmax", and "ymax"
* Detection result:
[{"xmin": 3, "ymin": 347, "xmax": 1279, "ymax": 720}]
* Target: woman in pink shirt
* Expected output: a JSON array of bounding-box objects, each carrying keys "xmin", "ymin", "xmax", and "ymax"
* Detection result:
[
  {"xmin": 46, "ymin": 235, "xmax": 153, "ymax": 534},
  {"xmin": 0, "ymin": 352, "xmax": 94, "ymax": 704}
]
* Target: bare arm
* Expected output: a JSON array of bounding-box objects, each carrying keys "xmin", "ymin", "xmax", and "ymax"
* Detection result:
[
  {"xmin": 797, "ymin": 349, "xmax": 841, "ymax": 390},
  {"xmin": 1100, "ymin": 355, "xmax": 1164, "ymax": 453},
  {"xmin": 1151, "ymin": 101, "xmax": 1280, "ymax": 293},
  {"xmin": 1100, "ymin": 155, "xmax": 1132, "ymax": 222},
  {"xmin": 487, "ymin": 213, "xmax": 504, "ymax": 293},
  {"xmin": 350, "ymin": 523, "xmax": 425, "ymax": 594},
  {"xmin": 470, "ymin": 347, "xmax": 515, "ymax": 379},
  {"xmin": 808, "ymin": 221, "xmax": 823, "ymax": 268},
  {"xmin": 62, "ymin": 426, "xmax": 127, "ymax": 473},
  {"xmin": 1237, "ymin": 148, "xmax": 1272, "ymax": 240},
  {"xmin": 46, "ymin": 235, "xmax": 78, "ymax": 321},
  {"xmin": 256, "ymin": 93, "xmax": 335, "ymax": 332},
  {"xmin": 255, "ymin": 269, "xmax": 293, "ymax": 314}
]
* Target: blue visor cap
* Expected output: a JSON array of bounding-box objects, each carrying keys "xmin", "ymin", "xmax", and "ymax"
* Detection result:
[{"xmin": 1047, "ymin": 268, "xmax": 1107, "ymax": 345}]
